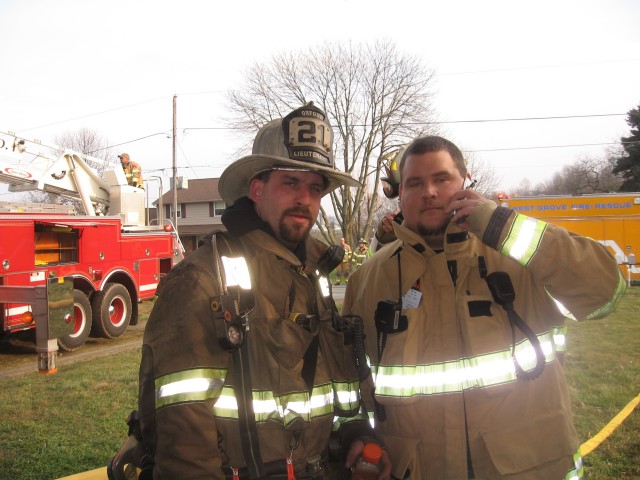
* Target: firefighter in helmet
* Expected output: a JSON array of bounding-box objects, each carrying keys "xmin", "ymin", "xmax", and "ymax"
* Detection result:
[
  {"xmin": 127, "ymin": 103, "xmax": 392, "ymax": 480},
  {"xmin": 352, "ymin": 238, "xmax": 370, "ymax": 268},
  {"xmin": 118, "ymin": 153, "xmax": 144, "ymax": 189}
]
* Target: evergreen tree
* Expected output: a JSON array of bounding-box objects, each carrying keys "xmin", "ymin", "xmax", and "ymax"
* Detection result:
[{"xmin": 612, "ymin": 104, "xmax": 640, "ymax": 191}]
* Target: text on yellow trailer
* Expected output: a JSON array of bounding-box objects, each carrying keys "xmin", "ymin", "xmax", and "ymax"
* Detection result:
[{"xmin": 498, "ymin": 193, "xmax": 640, "ymax": 285}]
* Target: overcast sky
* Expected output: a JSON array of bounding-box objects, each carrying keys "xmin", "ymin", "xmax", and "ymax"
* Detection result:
[{"xmin": 1, "ymin": 0, "xmax": 639, "ymax": 202}]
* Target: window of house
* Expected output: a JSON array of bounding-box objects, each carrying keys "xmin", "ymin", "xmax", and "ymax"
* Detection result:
[
  {"xmin": 166, "ymin": 204, "xmax": 184, "ymax": 219},
  {"xmin": 210, "ymin": 201, "xmax": 226, "ymax": 217}
]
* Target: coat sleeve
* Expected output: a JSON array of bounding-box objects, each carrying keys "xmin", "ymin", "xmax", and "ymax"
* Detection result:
[
  {"xmin": 139, "ymin": 255, "xmax": 229, "ymax": 480},
  {"xmin": 471, "ymin": 204, "xmax": 626, "ymax": 320}
]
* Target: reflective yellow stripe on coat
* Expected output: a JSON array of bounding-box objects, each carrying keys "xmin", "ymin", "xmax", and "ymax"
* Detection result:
[
  {"xmin": 155, "ymin": 368, "xmax": 226, "ymax": 409},
  {"xmin": 372, "ymin": 331, "xmax": 558, "ymax": 397},
  {"xmin": 213, "ymin": 380, "xmax": 360, "ymax": 426},
  {"xmin": 500, "ymin": 214, "xmax": 547, "ymax": 267},
  {"xmin": 156, "ymin": 370, "xmax": 361, "ymax": 428}
]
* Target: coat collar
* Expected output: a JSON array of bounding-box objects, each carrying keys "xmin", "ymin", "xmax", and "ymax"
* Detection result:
[{"xmin": 391, "ymin": 221, "xmax": 472, "ymax": 256}]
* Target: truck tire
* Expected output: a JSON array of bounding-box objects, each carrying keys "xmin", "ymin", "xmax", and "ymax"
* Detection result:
[
  {"xmin": 91, "ymin": 283, "xmax": 132, "ymax": 339},
  {"xmin": 58, "ymin": 289, "xmax": 93, "ymax": 352}
]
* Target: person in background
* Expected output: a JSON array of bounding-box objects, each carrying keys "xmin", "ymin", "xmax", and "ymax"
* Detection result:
[
  {"xmin": 334, "ymin": 237, "xmax": 352, "ymax": 285},
  {"xmin": 353, "ymin": 238, "xmax": 370, "ymax": 268},
  {"xmin": 343, "ymin": 135, "xmax": 625, "ymax": 479},
  {"xmin": 137, "ymin": 103, "xmax": 391, "ymax": 480},
  {"xmin": 118, "ymin": 153, "xmax": 144, "ymax": 188}
]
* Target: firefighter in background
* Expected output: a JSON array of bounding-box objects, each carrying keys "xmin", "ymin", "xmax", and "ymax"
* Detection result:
[
  {"xmin": 343, "ymin": 135, "xmax": 625, "ymax": 479},
  {"xmin": 118, "ymin": 153, "xmax": 144, "ymax": 189},
  {"xmin": 135, "ymin": 103, "xmax": 391, "ymax": 479},
  {"xmin": 353, "ymin": 238, "xmax": 370, "ymax": 268},
  {"xmin": 334, "ymin": 237, "xmax": 352, "ymax": 285}
]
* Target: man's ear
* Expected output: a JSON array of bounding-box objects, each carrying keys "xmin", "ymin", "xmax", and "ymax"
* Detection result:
[{"xmin": 249, "ymin": 177, "xmax": 263, "ymax": 202}]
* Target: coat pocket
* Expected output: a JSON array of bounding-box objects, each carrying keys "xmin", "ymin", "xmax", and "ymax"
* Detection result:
[
  {"xmin": 462, "ymin": 294, "xmax": 512, "ymax": 358},
  {"xmin": 480, "ymin": 410, "xmax": 578, "ymax": 475},
  {"xmin": 318, "ymin": 322, "xmax": 357, "ymax": 379}
]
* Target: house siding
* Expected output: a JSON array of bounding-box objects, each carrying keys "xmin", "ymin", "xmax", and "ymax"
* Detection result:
[
  {"xmin": 177, "ymin": 203, "xmax": 220, "ymax": 226},
  {"xmin": 155, "ymin": 178, "xmax": 225, "ymax": 256}
]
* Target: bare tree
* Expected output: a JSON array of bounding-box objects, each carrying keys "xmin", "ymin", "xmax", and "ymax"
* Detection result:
[
  {"xmin": 55, "ymin": 127, "xmax": 115, "ymax": 174},
  {"xmin": 465, "ymin": 152, "xmax": 501, "ymax": 198},
  {"xmin": 525, "ymin": 154, "xmax": 622, "ymax": 196},
  {"xmin": 226, "ymin": 40, "xmax": 439, "ymax": 246},
  {"xmin": 22, "ymin": 128, "xmax": 114, "ymax": 210},
  {"xmin": 511, "ymin": 178, "xmax": 534, "ymax": 197},
  {"xmin": 352, "ymin": 181, "xmax": 400, "ymax": 243}
]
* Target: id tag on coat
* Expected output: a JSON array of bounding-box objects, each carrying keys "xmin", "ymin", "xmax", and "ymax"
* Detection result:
[{"xmin": 402, "ymin": 288, "xmax": 422, "ymax": 309}]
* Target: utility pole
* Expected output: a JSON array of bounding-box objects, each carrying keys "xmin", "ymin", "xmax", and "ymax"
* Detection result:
[{"xmin": 172, "ymin": 95, "xmax": 178, "ymax": 229}]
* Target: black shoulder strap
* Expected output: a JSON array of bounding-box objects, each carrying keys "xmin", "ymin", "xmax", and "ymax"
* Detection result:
[
  {"xmin": 212, "ymin": 232, "xmax": 265, "ymax": 477},
  {"xmin": 230, "ymin": 341, "xmax": 266, "ymax": 478}
]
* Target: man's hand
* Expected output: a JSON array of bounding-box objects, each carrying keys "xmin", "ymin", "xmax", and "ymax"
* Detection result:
[
  {"xmin": 446, "ymin": 189, "xmax": 494, "ymax": 229},
  {"xmin": 376, "ymin": 210, "xmax": 400, "ymax": 239},
  {"xmin": 345, "ymin": 439, "xmax": 392, "ymax": 480}
]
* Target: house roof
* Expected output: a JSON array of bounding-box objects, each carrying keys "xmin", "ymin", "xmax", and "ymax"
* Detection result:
[{"xmin": 156, "ymin": 178, "xmax": 222, "ymax": 205}]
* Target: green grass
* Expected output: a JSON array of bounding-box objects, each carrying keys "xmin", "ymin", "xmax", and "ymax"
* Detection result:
[
  {"xmin": 0, "ymin": 348, "xmax": 141, "ymax": 479},
  {"xmin": 0, "ymin": 291, "xmax": 638, "ymax": 480},
  {"xmin": 565, "ymin": 287, "xmax": 640, "ymax": 479}
]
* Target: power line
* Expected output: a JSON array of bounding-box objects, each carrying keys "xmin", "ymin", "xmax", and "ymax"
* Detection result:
[
  {"xmin": 19, "ymin": 91, "xmax": 228, "ymax": 132},
  {"xmin": 175, "ymin": 138, "xmax": 200, "ymax": 179},
  {"xmin": 19, "ymin": 97, "xmax": 171, "ymax": 132},
  {"xmin": 64, "ymin": 111, "xmax": 631, "ymax": 157},
  {"xmin": 181, "ymin": 112, "xmax": 626, "ymax": 131},
  {"xmin": 466, "ymin": 140, "xmax": 639, "ymax": 154},
  {"xmin": 89, "ymin": 132, "xmax": 172, "ymax": 154},
  {"xmin": 438, "ymin": 57, "xmax": 640, "ymax": 76},
  {"xmin": 142, "ymin": 139, "xmax": 639, "ymax": 171},
  {"xmin": 430, "ymin": 113, "xmax": 626, "ymax": 125}
]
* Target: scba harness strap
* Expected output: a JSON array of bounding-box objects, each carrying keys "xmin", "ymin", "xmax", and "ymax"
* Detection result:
[
  {"xmin": 213, "ymin": 233, "xmax": 330, "ymax": 480},
  {"xmin": 210, "ymin": 233, "xmax": 254, "ymax": 351}
]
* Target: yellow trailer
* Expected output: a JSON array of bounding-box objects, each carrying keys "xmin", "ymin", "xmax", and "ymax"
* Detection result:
[{"xmin": 498, "ymin": 193, "xmax": 640, "ymax": 285}]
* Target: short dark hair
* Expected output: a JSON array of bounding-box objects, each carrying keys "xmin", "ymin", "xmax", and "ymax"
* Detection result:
[{"xmin": 399, "ymin": 136, "xmax": 467, "ymax": 179}]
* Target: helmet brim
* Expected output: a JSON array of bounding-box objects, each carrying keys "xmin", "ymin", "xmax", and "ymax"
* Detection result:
[{"xmin": 219, "ymin": 154, "xmax": 361, "ymax": 204}]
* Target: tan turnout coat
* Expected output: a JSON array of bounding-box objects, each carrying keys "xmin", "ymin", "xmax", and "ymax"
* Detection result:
[{"xmin": 343, "ymin": 205, "xmax": 624, "ymax": 479}]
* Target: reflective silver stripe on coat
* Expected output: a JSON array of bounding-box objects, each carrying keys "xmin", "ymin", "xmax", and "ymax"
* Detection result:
[
  {"xmin": 500, "ymin": 214, "xmax": 547, "ymax": 267},
  {"xmin": 155, "ymin": 368, "xmax": 226, "ymax": 409},
  {"xmin": 564, "ymin": 448, "xmax": 583, "ymax": 480},
  {"xmin": 372, "ymin": 331, "xmax": 557, "ymax": 397},
  {"xmin": 551, "ymin": 325, "xmax": 567, "ymax": 352},
  {"xmin": 586, "ymin": 271, "xmax": 627, "ymax": 319},
  {"xmin": 213, "ymin": 381, "xmax": 360, "ymax": 426}
]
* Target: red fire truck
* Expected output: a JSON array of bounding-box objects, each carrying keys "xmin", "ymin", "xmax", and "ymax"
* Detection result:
[{"xmin": 0, "ymin": 131, "xmax": 184, "ymax": 370}]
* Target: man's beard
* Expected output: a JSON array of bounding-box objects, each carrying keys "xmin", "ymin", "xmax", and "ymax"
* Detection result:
[
  {"xmin": 278, "ymin": 207, "xmax": 313, "ymax": 245},
  {"xmin": 416, "ymin": 216, "xmax": 451, "ymax": 238}
]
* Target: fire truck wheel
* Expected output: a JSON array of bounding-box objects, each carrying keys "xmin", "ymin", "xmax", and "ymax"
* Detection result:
[
  {"xmin": 58, "ymin": 289, "xmax": 93, "ymax": 352},
  {"xmin": 91, "ymin": 283, "xmax": 132, "ymax": 339}
]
